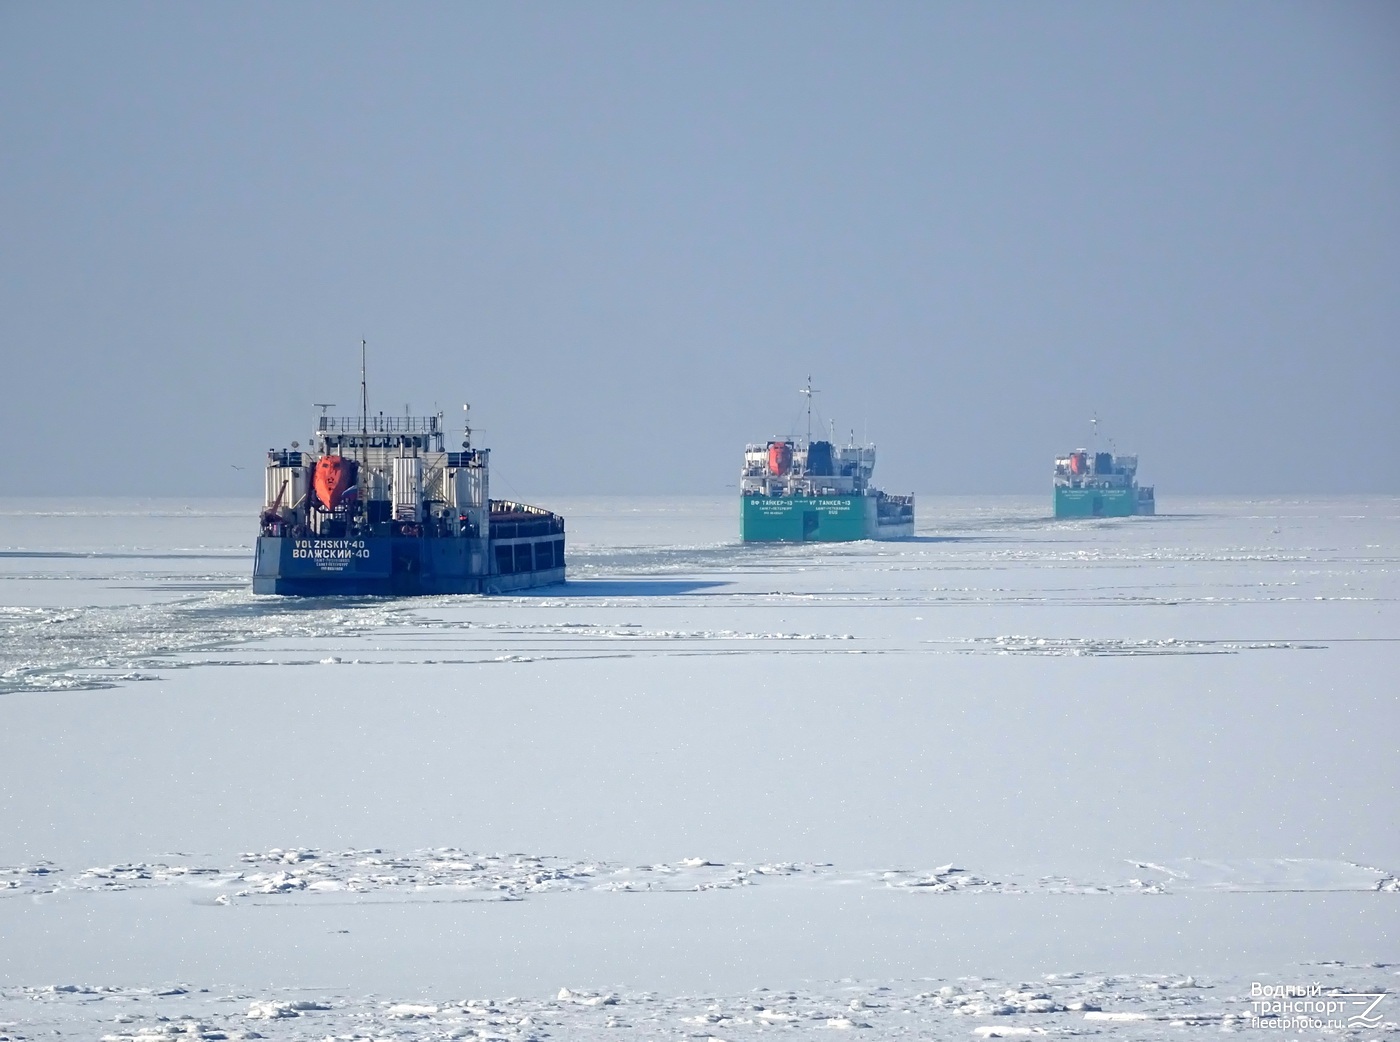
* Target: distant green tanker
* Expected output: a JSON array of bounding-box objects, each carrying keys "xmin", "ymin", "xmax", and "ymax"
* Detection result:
[
  {"xmin": 741, "ymin": 381, "xmax": 914, "ymax": 542},
  {"xmin": 1053, "ymin": 448, "xmax": 1154, "ymax": 518}
]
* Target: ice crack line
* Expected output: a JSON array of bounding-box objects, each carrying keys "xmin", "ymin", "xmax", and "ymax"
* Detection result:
[{"xmin": 924, "ymin": 635, "xmax": 1327, "ymax": 656}]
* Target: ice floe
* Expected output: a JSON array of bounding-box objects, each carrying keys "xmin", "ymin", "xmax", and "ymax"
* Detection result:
[
  {"xmin": 5, "ymin": 848, "xmax": 1394, "ymax": 904},
  {"xmin": 7, "ymin": 963, "xmax": 1396, "ymax": 1041}
]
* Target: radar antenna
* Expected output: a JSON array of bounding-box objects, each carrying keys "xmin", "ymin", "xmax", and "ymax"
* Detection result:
[{"xmin": 314, "ymin": 403, "xmax": 335, "ymax": 445}]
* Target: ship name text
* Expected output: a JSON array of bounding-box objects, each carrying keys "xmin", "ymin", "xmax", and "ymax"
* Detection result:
[{"xmin": 292, "ymin": 539, "xmax": 372, "ymax": 560}]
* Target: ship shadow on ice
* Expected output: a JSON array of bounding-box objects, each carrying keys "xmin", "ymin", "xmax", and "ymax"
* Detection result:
[{"xmin": 535, "ymin": 579, "xmax": 731, "ymax": 597}]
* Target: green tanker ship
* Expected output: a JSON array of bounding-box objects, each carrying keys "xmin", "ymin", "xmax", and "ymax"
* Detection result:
[
  {"xmin": 1053, "ymin": 447, "xmax": 1155, "ymax": 518},
  {"xmin": 740, "ymin": 386, "xmax": 914, "ymax": 542}
]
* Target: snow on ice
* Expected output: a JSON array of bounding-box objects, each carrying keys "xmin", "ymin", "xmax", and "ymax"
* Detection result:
[{"xmin": 0, "ymin": 494, "xmax": 1397, "ymax": 1038}]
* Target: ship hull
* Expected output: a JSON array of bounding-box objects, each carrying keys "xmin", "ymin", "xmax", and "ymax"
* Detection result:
[
  {"xmin": 252, "ymin": 534, "xmax": 565, "ymax": 596},
  {"xmin": 1054, "ymin": 486, "xmax": 1151, "ymax": 518},
  {"xmin": 740, "ymin": 494, "xmax": 914, "ymax": 542}
]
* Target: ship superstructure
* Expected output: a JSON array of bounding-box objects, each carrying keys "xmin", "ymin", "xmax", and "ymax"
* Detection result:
[
  {"xmin": 254, "ymin": 381, "xmax": 564, "ymax": 594},
  {"xmin": 1053, "ymin": 447, "xmax": 1155, "ymax": 518},
  {"xmin": 740, "ymin": 383, "xmax": 914, "ymax": 541}
]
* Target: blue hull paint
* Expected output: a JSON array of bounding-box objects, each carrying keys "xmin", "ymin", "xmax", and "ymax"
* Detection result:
[{"xmin": 252, "ymin": 535, "xmax": 564, "ymax": 596}]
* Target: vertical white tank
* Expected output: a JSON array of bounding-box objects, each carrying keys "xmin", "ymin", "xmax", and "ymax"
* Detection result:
[
  {"xmin": 452, "ymin": 449, "xmax": 489, "ymax": 538},
  {"xmin": 264, "ymin": 465, "xmax": 307, "ymax": 519},
  {"xmin": 366, "ymin": 467, "xmax": 389, "ymax": 503},
  {"xmin": 392, "ymin": 456, "xmax": 423, "ymax": 521}
]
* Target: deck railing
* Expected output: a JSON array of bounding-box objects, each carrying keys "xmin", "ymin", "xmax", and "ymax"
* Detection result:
[{"xmin": 317, "ymin": 415, "xmax": 442, "ymax": 434}]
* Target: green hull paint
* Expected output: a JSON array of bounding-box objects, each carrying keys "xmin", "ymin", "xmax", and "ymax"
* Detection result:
[
  {"xmin": 1054, "ymin": 485, "xmax": 1139, "ymax": 518},
  {"xmin": 741, "ymin": 494, "xmax": 876, "ymax": 541}
]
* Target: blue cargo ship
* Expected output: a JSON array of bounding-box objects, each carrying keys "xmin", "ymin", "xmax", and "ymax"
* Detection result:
[{"xmin": 254, "ymin": 392, "xmax": 564, "ymax": 595}]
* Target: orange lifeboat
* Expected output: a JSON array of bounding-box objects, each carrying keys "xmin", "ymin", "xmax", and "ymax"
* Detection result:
[
  {"xmin": 313, "ymin": 456, "xmax": 358, "ymax": 510},
  {"xmin": 1069, "ymin": 451, "xmax": 1087, "ymax": 475},
  {"xmin": 768, "ymin": 441, "xmax": 793, "ymax": 476}
]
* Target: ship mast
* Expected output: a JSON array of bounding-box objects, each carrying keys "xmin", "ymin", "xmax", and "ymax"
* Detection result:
[
  {"xmin": 314, "ymin": 403, "xmax": 334, "ymax": 455},
  {"xmin": 360, "ymin": 339, "xmax": 369, "ymax": 469},
  {"xmin": 360, "ymin": 340, "xmax": 368, "ymax": 435},
  {"xmin": 799, "ymin": 376, "xmax": 818, "ymax": 446}
]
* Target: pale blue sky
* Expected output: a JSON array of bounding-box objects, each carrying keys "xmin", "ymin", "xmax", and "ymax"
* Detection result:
[{"xmin": 2, "ymin": 2, "xmax": 1396, "ymax": 496}]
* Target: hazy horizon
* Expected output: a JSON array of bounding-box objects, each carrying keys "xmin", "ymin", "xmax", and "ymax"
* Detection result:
[{"xmin": 3, "ymin": 3, "xmax": 1396, "ymax": 499}]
